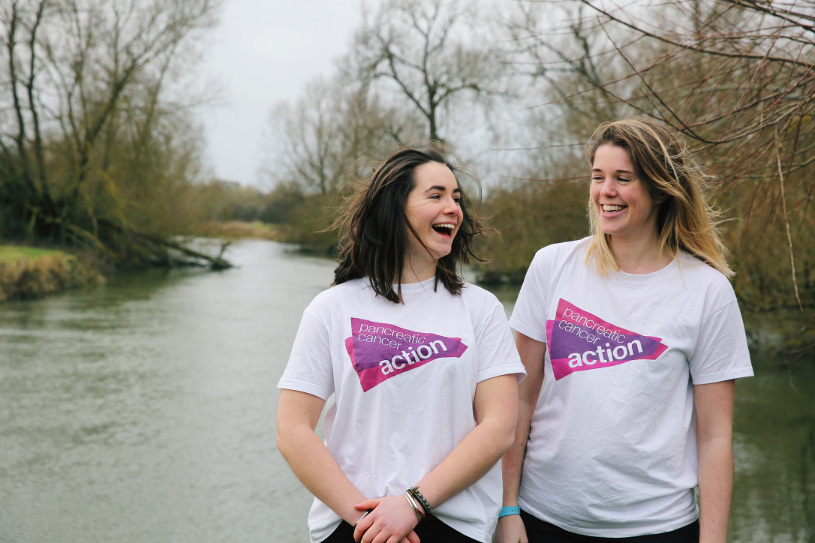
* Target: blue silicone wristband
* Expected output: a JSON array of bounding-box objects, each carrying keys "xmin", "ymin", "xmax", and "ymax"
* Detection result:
[{"xmin": 499, "ymin": 506, "xmax": 520, "ymax": 518}]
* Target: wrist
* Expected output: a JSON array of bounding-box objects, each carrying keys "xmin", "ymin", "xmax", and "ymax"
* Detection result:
[
  {"xmin": 403, "ymin": 492, "xmax": 424, "ymax": 525},
  {"xmin": 407, "ymin": 486, "xmax": 432, "ymax": 515},
  {"xmin": 498, "ymin": 505, "xmax": 520, "ymax": 518}
]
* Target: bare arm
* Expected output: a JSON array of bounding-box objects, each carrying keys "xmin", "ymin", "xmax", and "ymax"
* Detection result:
[
  {"xmin": 494, "ymin": 333, "xmax": 546, "ymax": 543},
  {"xmin": 354, "ymin": 374, "xmax": 520, "ymax": 542},
  {"xmin": 695, "ymin": 380, "xmax": 735, "ymax": 543},
  {"xmin": 276, "ymin": 389, "xmax": 369, "ymax": 525}
]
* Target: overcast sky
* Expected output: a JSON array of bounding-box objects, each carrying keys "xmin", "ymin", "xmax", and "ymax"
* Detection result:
[{"xmin": 198, "ymin": 1, "xmax": 373, "ymax": 186}]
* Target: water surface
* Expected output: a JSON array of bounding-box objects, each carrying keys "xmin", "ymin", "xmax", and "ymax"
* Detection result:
[{"xmin": 0, "ymin": 239, "xmax": 811, "ymax": 542}]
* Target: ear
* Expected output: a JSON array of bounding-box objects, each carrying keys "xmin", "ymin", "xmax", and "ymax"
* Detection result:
[{"xmin": 649, "ymin": 185, "xmax": 670, "ymax": 205}]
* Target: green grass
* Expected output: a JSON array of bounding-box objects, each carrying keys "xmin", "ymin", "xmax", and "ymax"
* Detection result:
[
  {"xmin": 0, "ymin": 245, "xmax": 64, "ymax": 262},
  {"xmin": 0, "ymin": 245, "xmax": 104, "ymax": 302}
]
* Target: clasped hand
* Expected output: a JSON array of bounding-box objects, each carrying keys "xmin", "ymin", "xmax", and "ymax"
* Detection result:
[{"xmin": 352, "ymin": 495, "xmax": 421, "ymax": 543}]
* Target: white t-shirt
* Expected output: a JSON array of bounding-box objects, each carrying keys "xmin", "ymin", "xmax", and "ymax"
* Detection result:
[
  {"xmin": 509, "ymin": 238, "xmax": 753, "ymax": 537},
  {"xmin": 278, "ymin": 277, "xmax": 525, "ymax": 543}
]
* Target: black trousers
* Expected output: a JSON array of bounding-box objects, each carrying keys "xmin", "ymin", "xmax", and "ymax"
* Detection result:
[
  {"xmin": 322, "ymin": 513, "xmax": 479, "ymax": 543},
  {"xmin": 520, "ymin": 510, "xmax": 700, "ymax": 543}
]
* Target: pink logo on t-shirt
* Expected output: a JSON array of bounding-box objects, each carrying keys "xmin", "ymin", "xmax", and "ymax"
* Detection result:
[
  {"xmin": 546, "ymin": 299, "xmax": 668, "ymax": 380},
  {"xmin": 345, "ymin": 318, "xmax": 468, "ymax": 391}
]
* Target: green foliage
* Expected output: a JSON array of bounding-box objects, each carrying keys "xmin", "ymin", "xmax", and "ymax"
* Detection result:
[
  {"xmin": 277, "ymin": 192, "xmax": 342, "ymax": 254},
  {"xmin": 185, "ymin": 181, "xmax": 272, "ymax": 225},
  {"xmin": 258, "ymin": 182, "xmax": 307, "ymax": 225},
  {"xmin": 0, "ymin": 247, "xmax": 104, "ymax": 302},
  {"xmin": 0, "ymin": 0, "xmax": 218, "ymax": 268}
]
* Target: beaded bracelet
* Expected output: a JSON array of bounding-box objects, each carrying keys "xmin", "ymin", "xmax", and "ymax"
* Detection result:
[{"xmin": 407, "ymin": 486, "xmax": 432, "ymax": 514}]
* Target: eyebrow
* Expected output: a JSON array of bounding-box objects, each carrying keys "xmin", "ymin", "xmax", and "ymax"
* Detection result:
[
  {"xmin": 424, "ymin": 185, "xmax": 461, "ymax": 193},
  {"xmin": 591, "ymin": 167, "xmax": 634, "ymax": 174}
]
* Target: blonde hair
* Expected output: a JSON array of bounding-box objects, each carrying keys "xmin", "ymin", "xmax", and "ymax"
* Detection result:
[{"xmin": 585, "ymin": 117, "xmax": 732, "ymax": 277}]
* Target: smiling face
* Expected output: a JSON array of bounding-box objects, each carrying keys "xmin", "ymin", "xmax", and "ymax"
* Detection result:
[
  {"xmin": 590, "ymin": 144, "xmax": 662, "ymax": 245},
  {"xmin": 403, "ymin": 161, "xmax": 463, "ymax": 280}
]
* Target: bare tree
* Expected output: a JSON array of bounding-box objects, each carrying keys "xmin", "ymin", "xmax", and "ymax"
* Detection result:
[
  {"xmin": 353, "ymin": 0, "xmax": 510, "ymax": 143},
  {"xmin": 0, "ymin": 0, "xmax": 220, "ymax": 265},
  {"xmin": 262, "ymin": 73, "xmax": 421, "ymax": 195},
  {"xmin": 507, "ymin": 0, "xmax": 815, "ymax": 315}
]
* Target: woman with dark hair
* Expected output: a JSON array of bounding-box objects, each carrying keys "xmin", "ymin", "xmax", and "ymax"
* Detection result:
[
  {"xmin": 495, "ymin": 118, "xmax": 753, "ymax": 543},
  {"xmin": 277, "ymin": 143, "xmax": 525, "ymax": 543}
]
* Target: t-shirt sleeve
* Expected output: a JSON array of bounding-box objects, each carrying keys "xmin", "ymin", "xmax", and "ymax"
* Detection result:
[
  {"xmin": 474, "ymin": 295, "xmax": 526, "ymax": 383},
  {"xmin": 509, "ymin": 249, "xmax": 550, "ymax": 344},
  {"xmin": 277, "ymin": 304, "xmax": 335, "ymax": 400},
  {"xmin": 689, "ymin": 293, "xmax": 754, "ymax": 385}
]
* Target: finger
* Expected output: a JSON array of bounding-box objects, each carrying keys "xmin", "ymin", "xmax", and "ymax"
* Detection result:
[
  {"xmin": 353, "ymin": 510, "xmax": 374, "ymax": 542},
  {"xmin": 355, "ymin": 498, "xmax": 382, "ymax": 510}
]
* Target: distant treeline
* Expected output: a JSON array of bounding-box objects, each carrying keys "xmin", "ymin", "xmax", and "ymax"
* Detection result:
[{"xmin": 2, "ymin": 0, "xmax": 812, "ymax": 353}]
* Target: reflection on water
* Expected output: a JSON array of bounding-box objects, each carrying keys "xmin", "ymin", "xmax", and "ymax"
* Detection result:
[
  {"xmin": 0, "ymin": 240, "xmax": 327, "ymax": 543},
  {"xmin": 0, "ymin": 240, "xmax": 812, "ymax": 542},
  {"xmin": 730, "ymin": 363, "xmax": 815, "ymax": 541}
]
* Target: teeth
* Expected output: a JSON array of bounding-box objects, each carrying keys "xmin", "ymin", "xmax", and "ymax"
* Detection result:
[
  {"xmin": 603, "ymin": 205, "xmax": 624, "ymax": 212},
  {"xmin": 433, "ymin": 224, "xmax": 455, "ymax": 230}
]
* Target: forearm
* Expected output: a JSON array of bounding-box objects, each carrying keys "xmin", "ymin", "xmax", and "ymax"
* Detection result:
[
  {"xmin": 353, "ymin": 375, "xmax": 519, "ymax": 543},
  {"xmin": 277, "ymin": 424, "xmax": 367, "ymax": 524},
  {"xmin": 501, "ymin": 399, "xmax": 533, "ymax": 506},
  {"xmin": 412, "ymin": 375, "xmax": 519, "ymax": 511},
  {"xmin": 495, "ymin": 333, "xmax": 545, "ymax": 543},
  {"xmin": 697, "ymin": 435, "xmax": 733, "ymax": 543},
  {"xmin": 502, "ymin": 333, "xmax": 546, "ymax": 506},
  {"xmin": 694, "ymin": 380, "xmax": 736, "ymax": 543},
  {"xmin": 276, "ymin": 390, "xmax": 367, "ymax": 525},
  {"xmin": 417, "ymin": 412, "xmax": 516, "ymax": 508}
]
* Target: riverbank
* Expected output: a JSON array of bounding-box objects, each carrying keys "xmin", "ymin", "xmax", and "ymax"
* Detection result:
[
  {"xmin": 0, "ymin": 246, "xmax": 105, "ymax": 303},
  {"xmin": 197, "ymin": 221, "xmax": 283, "ymax": 241},
  {"xmin": 0, "ymin": 223, "xmax": 284, "ymax": 303}
]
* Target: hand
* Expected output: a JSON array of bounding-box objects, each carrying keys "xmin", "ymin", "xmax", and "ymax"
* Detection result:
[
  {"xmin": 352, "ymin": 496, "xmax": 421, "ymax": 543},
  {"xmin": 493, "ymin": 514, "xmax": 528, "ymax": 543}
]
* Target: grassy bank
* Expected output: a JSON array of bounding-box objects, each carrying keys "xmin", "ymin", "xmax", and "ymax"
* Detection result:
[
  {"xmin": 197, "ymin": 221, "xmax": 283, "ymax": 241},
  {"xmin": 0, "ymin": 246, "xmax": 104, "ymax": 303}
]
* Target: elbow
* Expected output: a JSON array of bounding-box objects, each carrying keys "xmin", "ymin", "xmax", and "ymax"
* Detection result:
[
  {"xmin": 275, "ymin": 427, "xmax": 287, "ymax": 459},
  {"xmin": 497, "ymin": 438, "xmax": 515, "ymax": 458},
  {"xmin": 493, "ymin": 417, "xmax": 518, "ymax": 456},
  {"xmin": 275, "ymin": 423, "xmax": 295, "ymax": 462},
  {"xmin": 499, "ymin": 425, "xmax": 517, "ymax": 455}
]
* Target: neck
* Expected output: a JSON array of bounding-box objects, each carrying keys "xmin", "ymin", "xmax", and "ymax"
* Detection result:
[
  {"xmin": 401, "ymin": 257, "xmax": 437, "ymax": 284},
  {"xmin": 609, "ymin": 232, "xmax": 672, "ymax": 274}
]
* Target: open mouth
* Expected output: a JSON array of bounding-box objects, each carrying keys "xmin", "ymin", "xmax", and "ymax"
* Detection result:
[
  {"xmin": 432, "ymin": 224, "xmax": 455, "ymax": 236},
  {"xmin": 602, "ymin": 204, "xmax": 626, "ymax": 213}
]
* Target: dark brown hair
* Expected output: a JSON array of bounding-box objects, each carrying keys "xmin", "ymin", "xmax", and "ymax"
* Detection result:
[{"xmin": 333, "ymin": 143, "xmax": 486, "ymax": 303}]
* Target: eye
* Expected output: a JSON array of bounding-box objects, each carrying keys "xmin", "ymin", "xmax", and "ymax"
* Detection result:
[
  {"xmin": 617, "ymin": 176, "xmax": 632, "ymax": 183},
  {"xmin": 453, "ymin": 195, "xmax": 461, "ymax": 203},
  {"xmin": 429, "ymin": 194, "xmax": 441, "ymax": 200},
  {"xmin": 591, "ymin": 175, "xmax": 603, "ymax": 182}
]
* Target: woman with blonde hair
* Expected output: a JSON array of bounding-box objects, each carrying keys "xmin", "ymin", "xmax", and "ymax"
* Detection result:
[
  {"xmin": 496, "ymin": 117, "xmax": 753, "ymax": 542},
  {"xmin": 277, "ymin": 143, "xmax": 525, "ymax": 543}
]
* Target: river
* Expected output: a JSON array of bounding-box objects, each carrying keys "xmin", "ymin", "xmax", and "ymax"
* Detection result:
[{"xmin": 0, "ymin": 239, "xmax": 812, "ymax": 542}]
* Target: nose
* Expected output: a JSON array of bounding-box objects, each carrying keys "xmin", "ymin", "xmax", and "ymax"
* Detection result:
[
  {"xmin": 598, "ymin": 177, "xmax": 617, "ymax": 197},
  {"xmin": 443, "ymin": 196, "xmax": 461, "ymax": 215}
]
